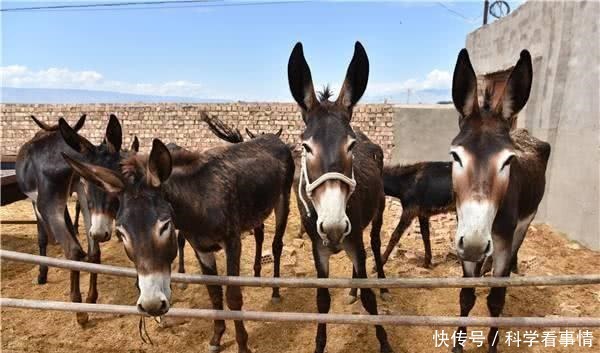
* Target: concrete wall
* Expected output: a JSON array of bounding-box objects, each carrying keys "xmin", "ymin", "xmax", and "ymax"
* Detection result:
[
  {"xmin": 466, "ymin": 0, "xmax": 600, "ymax": 249},
  {"xmin": 391, "ymin": 105, "xmax": 457, "ymax": 164},
  {"xmin": 0, "ymin": 103, "xmax": 394, "ymax": 159}
]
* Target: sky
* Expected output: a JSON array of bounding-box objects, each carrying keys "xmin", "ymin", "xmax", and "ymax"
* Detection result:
[{"xmin": 1, "ymin": 1, "xmax": 523, "ymax": 103}]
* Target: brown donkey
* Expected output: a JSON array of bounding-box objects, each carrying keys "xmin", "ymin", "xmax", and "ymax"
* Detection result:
[
  {"xmin": 381, "ymin": 161, "xmax": 454, "ymax": 268},
  {"xmin": 288, "ymin": 42, "xmax": 392, "ymax": 353},
  {"xmin": 449, "ymin": 49, "xmax": 550, "ymax": 353},
  {"xmin": 173, "ymin": 114, "xmax": 289, "ymax": 300},
  {"xmin": 63, "ymin": 135, "xmax": 294, "ymax": 353},
  {"xmin": 16, "ymin": 114, "xmax": 125, "ymax": 325}
]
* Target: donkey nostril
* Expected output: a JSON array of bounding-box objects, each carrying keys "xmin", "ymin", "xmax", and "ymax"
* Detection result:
[
  {"xmin": 344, "ymin": 220, "xmax": 350, "ymax": 234},
  {"xmin": 160, "ymin": 300, "xmax": 168, "ymax": 311},
  {"xmin": 319, "ymin": 222, "xmax": 325, "ymax": 234},
  {"xmin": 484, "ymin": 241, "xmax": 492, "ymax": 254},
  {"xmin": 457, "ymin": 236, "xmax": 465, "ymax": 250},
  {"xmin": 137, "ymin": 303, "xmax": 145, "ymax": 313}
]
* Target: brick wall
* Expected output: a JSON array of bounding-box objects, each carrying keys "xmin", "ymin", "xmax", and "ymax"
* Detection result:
[{"xmin": 0, "ymin": 103, "xmax": 394, "ymax": 160}]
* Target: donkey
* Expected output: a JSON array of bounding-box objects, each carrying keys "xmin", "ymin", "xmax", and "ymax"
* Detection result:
[
  {"xmin": 16, "ymin": 114, "xmax": 125, "ymax": 325},
  {"xmin": 72, "ymin": 135, "xmax": 139, "ymax": 236},
  {"xmin": 201, "ymin": 114, "xmax": 288, "ymax": 288},
  {"xmin": 63, "ymin": 134, "xmax": 294, "ymax": 353},
  {"xmin": 449, "ymin": 49, "xmax": 550, "ymax": 353},
  {"xmin": 288, "ymin": 42, "xmax": 393, "ymax": 353},
  {"xmin": 381, "ymin": 161, "xmax": 454, "ymax": 268}
]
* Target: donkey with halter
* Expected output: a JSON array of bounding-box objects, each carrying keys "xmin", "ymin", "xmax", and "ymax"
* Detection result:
[
  {"xmin": 288, "ymin": 42, "xmax": 393, "ymax": 353},
  {"xmin": 63, "ymin": 133, "xmax": 294, "ymax": 353},
  {"xmin": 449, "ymin": 49, "xmax": 550, "ymax": 353},
  {"xmin": 16, "ymin": 114, "xmax": 125, "ymax": 325},
  {"xmin": 381, "ymin": 161, "xmax": 454, "ymax": 268}
]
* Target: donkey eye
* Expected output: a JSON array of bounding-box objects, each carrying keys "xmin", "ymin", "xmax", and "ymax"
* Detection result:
[
  {"xmin": 500, "ymin": 155, "xmax": 515, "ymax": 171},
  {"xmin": 302, "ymin": 143, "xmax": 313, "ymax": 154},
  {"xmin": 159, "ymin": 220, "xmax": 172, "ymax": 235},
  {"xmin": 347, "ymin": 141, "xmax": 356, "ymax": 152},
  {"xmin": 450, "ymin": 152, "xmax": 463, "ymax": 167}
]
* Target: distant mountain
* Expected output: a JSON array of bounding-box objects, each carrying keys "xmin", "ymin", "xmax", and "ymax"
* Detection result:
[
  {"xmin": 364, "ymin": 88, "xmax": 451, "ymax": 104},
  {"xmin": 1, "ymin": 87, "xmax": 229, "ymax": 104}
]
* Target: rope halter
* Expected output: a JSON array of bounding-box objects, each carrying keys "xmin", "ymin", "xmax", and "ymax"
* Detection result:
[{"xmin": 297, "ymin": 146, "xmax": 357, "ymax": 245}]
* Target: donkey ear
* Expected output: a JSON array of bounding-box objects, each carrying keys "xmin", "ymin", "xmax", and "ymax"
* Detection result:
[
  {"xmin": 105, "ymin": 114, "xmax": 122, "ymax": 154},
  {"xmin": 72, "ymin": 114, "xmax": 86, "ymax": 132},
  {"xmin": 59, "ymin": 118, "xmax": 95, "ymax": 155},
  {"xmin": 337, "ymin": 41, "xmax": 369, "ymax": 112},
  {"xmin": 30, "ymin": 115, "xmax": 54, "ymax": 131},
  {"xmin": 495, "ymin": 50, "xmax": 533, "ymax": 120},
  {"xmin": 452, "ymin": 49, "xmax": 479, "ymax": 121},
  {"xmin": 62, "ymin": 153, "xmax": 124, "ymax": 194},
  {"xmin": 147, "ymin": 139, "xmax": 172, "ymax": 187},
  {"xmin": 130, "ymin": 135, "xmax": 140, "ymax": 152},
  {"xmin": 245, "ymin": 128, "xmax": 256, "ymax": 139},
  {"xmin": 288, "ymin": 42, "xmax": 318, "ymax": 114},
  {"xmin": 275, "ymin": 127, "xmax": 283, "ymax": 137}
]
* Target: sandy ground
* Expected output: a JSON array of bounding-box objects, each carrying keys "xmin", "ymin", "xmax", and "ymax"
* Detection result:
[{"xmin": 1, "ymin": 199, "xmax": 599, "ymax": 353}]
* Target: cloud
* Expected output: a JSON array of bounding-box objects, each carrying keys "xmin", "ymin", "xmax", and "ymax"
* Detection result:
[
  {"xmin": 0, "ymin": 65, "xmax": 207, "ymax": 98},
  {"xmin": 368, "ymin": 69, "xmax": 452, "ymax": 96}
]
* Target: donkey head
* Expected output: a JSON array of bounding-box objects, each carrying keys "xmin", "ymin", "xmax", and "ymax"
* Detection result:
[
  {"xmin": 63, "ymin": 139, "xmax": 176, "ymax": 317},
  {"xmin": 450, "ymin": 49, "xmax": 533, "ymax": 262},
  {"xmin": 288, "ymin": 42, "xmax": 369, "ymax": 246},
  {"xmin": 59, "ymin": 114, "xmax": 124, "ymax": 242}
]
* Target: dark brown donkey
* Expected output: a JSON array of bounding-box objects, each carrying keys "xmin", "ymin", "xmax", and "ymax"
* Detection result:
[
  {"xmin": 288, "ymin": 42, "xmax": 393, "ymax": 353},
  {"xmin": 16, "ymin": 114, "xmax": 125, "ymax": 325},
  {"xmin": 63, "ymin": 135, "xmax": 294, "ymax": 353},
  {"xmin": 449, "ymin": 49, "xmax": 550, "ymax": 353},
  {"xmin": 380, "ymin": 161, "xmax": 454, "ymax": 268},
  {"xmin": 201, "ymin": 114, "xmax": 287, "ymax": 290}
]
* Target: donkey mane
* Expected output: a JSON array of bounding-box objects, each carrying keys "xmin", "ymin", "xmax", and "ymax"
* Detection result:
[{"xmin": 317, "ymin": 85, "xmax": 334, "ymax": 102}]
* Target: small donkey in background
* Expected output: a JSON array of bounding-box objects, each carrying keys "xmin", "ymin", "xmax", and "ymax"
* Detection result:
[{"xmin": 381, "ymin": 161, "xmax": 454, "ymax": 268}]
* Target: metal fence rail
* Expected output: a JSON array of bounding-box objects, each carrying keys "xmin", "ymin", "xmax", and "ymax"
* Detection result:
[{"xmin": 2, "ymin": 249, "xmax": 599, "ymax": 289}]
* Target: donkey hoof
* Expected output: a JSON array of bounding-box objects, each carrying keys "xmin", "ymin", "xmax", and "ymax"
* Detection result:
[
  {"xmin": 208, "ymin": 344, "xmax": 221, "ymax": 353},
  {"xmin": 381, "ymin": 344, "xmax": 394, "ymax": 353},
  {"xmin": 380, "ymin": 292, "xmax": 393, "ymax": 302},
  {"xmin": 176, "ymin": 282, "xmax": 188, "ymax": 290},
  {"xmin": 76, "ymin": 312, "xmax": 89, "ymax": 326},
  {"xmin": 34, "ymin": 276, "xmax": 47, "ymax": 285},
  {"xmin": 271, "ymin": 296, "xmax": 282, "ymax": 304},
  {"xmin": 344, "ymin": 294, "xmax": 358, "ymax": 305}
]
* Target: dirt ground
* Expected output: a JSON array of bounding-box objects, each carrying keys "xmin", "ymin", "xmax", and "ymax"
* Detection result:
[{"xmin": 1, "ymin": 199, "xmax": 598, "ymax": 353}]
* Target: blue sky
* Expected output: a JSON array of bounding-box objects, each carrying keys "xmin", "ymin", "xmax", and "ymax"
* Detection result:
[{"xmin": 1, "ymin": 1, "xmax": 522, "ymax": 103}]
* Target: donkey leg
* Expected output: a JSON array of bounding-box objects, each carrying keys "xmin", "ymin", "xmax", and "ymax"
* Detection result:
[
  {"xmin": 177, "ymin": 231, "xmax": 186, "ymax": 274},
  {"xmin": 381, "ymin": 210, "xmax": 414, "ymax": 267},
  {"xmin": 345, "ymin": 238, "xmax": 393, "ymax": 353},
  {"xmin": 85, "ymin": 237, "xmax": 100, "ymax": 305},
  {"xmin": 346, "ymin": 267, "xmax": 359, "ymax": 304},
  {"xmin": 453, "ymin": 261, "xmax": 482, "ymax": 353},
  {"xmin": 311, "ymin": 243, "xmax": 331, "ymax": 353},
  {"xmin": 418, "ymin": 216, "xmax": 433, "ymax": 268},
  {"xmin": 225, "ymin": 235, "xmax": 251, "ymax": 353},
  {"xmin": 195, "ymin": 251, "xmax": 226, "ymax": 352},
  {"xmin": 252, "ymin": 224, "xmax": 264, "ymax": 277},
  {"xmin": 38, "ymin": 196, "xmax": 87, "ymax": 325},
  {"xmin": 32, "ymin": 202, "xmax": 49, "ymax": 285},
  {"xmin": 486, "ymin": 235, "xmax": 513, "ymax": 353},
  {"xmin": 271, "ymin": 194, "xmax": 289, "ymax": 301},
  {"xmin": 73, "ymin": 201, "xmax": 81, "ymax": 236},
  {"xmin": 371, "ymin": 200, "xmax": 390, "ymax": 299}
]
